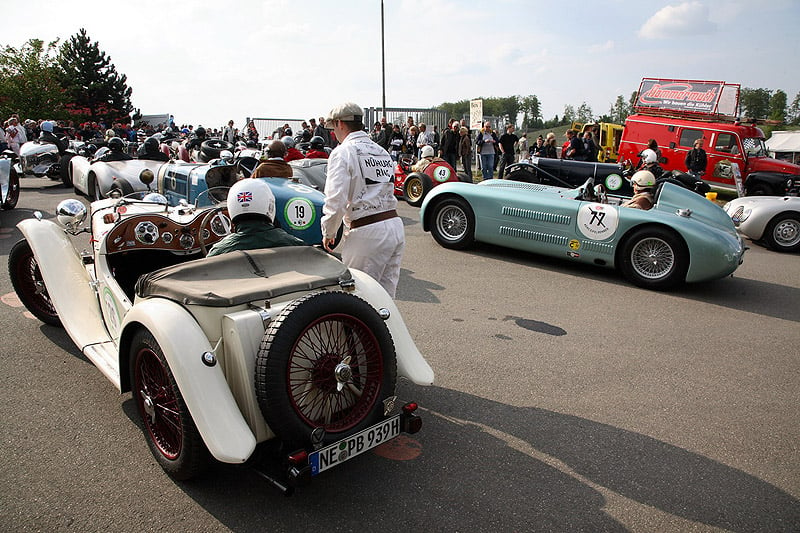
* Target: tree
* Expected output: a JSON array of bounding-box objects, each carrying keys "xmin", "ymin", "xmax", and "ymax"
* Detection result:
[
  {"xmin": 740, "ymin": 87, "xmax": 772, "ymax": 120},
  {"xmin": 576, "ymin": 102, "xmax": 593, "ymax": 123},
  {"xmin": 769, "ymin": 90, "xmax": 787, "ymax": 122},
  {"xmin": 437, "ymin": 99, "xmax": 470, "ymax": 121},
  {"xmin": 519, "ymin": 94, "xmax": 541, "ymax": 130},
  {"xmin": 58, "ymin": 28, "xmax": 133, "ymax": 125},
  {"xmin": 788, "ymin": 92, "xmax": 800, "ymax": 126},
  {"xmin": 562, "ymin": 104, "xmax": 575, "ymax": 123},
  {"xmin": 0, "ymin": 38, "xmax": 68, "ymax": 120},
  {"xmin": 609, "ymin": 94, "xmax": 630, "ymax": 123}
]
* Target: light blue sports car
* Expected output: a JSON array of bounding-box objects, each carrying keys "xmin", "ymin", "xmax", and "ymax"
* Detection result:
[{"xmin": 420, "ymin": 179, "xmax": 745, "ymax": 290}]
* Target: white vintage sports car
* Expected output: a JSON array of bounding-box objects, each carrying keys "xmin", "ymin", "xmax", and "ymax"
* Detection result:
[
  {"xmin": 724, "ymin": 195, "xmax": 800, "ymax": 252},
  {"xmin": 8, "ymin": 189, "xmax": 433, "ymax": 493}
]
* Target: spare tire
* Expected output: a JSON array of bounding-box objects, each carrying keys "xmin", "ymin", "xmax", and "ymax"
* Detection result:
[
  {"xmin": 255, "ymin": 291, "xmax": 397, "ymax": 447},
  {"xmin": 200, "ymin": 139, "xmax": 234, "ymax": 161}
]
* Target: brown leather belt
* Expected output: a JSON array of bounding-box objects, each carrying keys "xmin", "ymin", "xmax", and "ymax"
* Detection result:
[{"xmin": 349, "ymin": 210, "xmax": 398, "ymax": 229}]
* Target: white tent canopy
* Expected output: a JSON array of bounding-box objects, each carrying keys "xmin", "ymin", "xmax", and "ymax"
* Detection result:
[{"xmin": 765, "ymin": 130, "xmax": 800, "ymax": 164}]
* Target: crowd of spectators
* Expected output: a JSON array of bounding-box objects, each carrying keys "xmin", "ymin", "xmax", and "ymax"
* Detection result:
[{"xmin": 5, "ymin": 111, "xmax": 611, "ymax": 180}]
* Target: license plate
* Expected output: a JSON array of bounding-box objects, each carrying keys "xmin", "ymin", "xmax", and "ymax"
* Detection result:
[{"xmin": 309, "ymin": 415, "xmax": 401, "ymax": 476}]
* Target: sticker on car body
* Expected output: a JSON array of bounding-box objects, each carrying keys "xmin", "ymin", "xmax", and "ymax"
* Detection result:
[
  {"xmin": 284, "ymin": 197, "xmax": 316, "ymax": 230},
  {"xmin": 577, "ymin": 203, "xmax": 618, "ymax": 240}
]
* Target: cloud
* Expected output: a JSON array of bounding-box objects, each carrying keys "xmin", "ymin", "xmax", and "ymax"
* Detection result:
[
  {"xmin": 589, "ymin": 40, "xmax": 615, "ymax": 53},
  {"xmin": 637, "ymin": 1, "xmax": 717, "ymax": 39}
]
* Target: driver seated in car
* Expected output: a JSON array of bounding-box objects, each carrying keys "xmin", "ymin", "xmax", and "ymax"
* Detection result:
[
  {"xmin": 137, "ymin": 136, "xmax": 169, "ymax": 161},
  {"xmin": 38, "ymin": 121, "xmax": 66, "ymax": 155},
  {"xmin": 411, "ymin": 145, "xmax": 447, "ymax": 173},
  {"xmin": 637, "ymin": 148, "xmax": 664, "ymax": 180},
  {"xmin": 252, "ymin": 140, "xmax": 294, "ymax": 178},
  {"xmin": 207, "ymin": 178, "xmax": 304, "ymax": 257},
  {"xmin": 95, "ymin": 137, "xmax": 133, "ymax": 163},
  {"xmin": 304, "ymin": 136, "xmax": 329, "ymax": 159},
  {"xmin": 185, "ymin": 126, "xmax": 207, "ymax": 152},
  {"xmin": 621, "ymin": 170, "xmax": 656, "ymax": 210}
]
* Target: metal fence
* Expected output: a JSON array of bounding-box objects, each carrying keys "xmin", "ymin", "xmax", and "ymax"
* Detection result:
[
  {"xmin": 246, "ymin": 117, "xmax": 307, "ymax": 142},
  {"xmin": 364, "ymin": 107, "xmax": 450, "ymax": 134}
]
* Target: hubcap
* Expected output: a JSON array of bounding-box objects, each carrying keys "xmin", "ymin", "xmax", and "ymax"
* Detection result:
[{"xmin": 774, "ymin": 219, "xmax": 800, "ymax": 247}]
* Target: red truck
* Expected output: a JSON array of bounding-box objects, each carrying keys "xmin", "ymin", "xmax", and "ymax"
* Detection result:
[{"xmin": 618, "ymin": 78, "xmax": 799, "ymax": 196}]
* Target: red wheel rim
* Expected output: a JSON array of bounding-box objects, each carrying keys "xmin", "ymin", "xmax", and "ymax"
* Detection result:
[
  {"xmin": 287, "ymin": 313, "xmax": 383, "ymax": 432},
  {"xmin": 134, "ymin": 348, "xmax": 183, "ymax": 460},
  {"xmin": 14, "ymin": 248, "xmax": 57, "ymax": 319}
]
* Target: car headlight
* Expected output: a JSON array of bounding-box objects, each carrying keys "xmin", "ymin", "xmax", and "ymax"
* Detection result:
[{"xmin": 729, "ymin": 206, "xmax": 751, "ymax": 225}]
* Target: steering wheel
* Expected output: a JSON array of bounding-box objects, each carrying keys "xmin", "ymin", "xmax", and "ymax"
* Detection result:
[
  {"xmin": 198, "ymin": 206, "xmax": 231, "ymax": 256},
  {"xmin": 399, "ymin": 153, "xmax": 416, "ymax": 172}
]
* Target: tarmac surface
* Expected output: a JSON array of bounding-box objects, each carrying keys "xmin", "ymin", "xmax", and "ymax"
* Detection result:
[{"xmin": 1, "ymin": 177, "xmax": 798, "ymax": 532}]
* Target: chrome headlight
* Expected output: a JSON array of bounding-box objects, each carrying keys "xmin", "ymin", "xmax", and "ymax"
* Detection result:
[{"xmin": 56, "ymin": 199, "xmax": 87, "ymax": 231}]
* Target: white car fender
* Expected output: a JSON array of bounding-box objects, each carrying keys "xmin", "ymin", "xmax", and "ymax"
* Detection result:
[
  {"xmin": 71, "ymin": 155, "xmax": 92, "ymax": 195},
  {"xmin": 121, "ymin": 297, "xmax": 257, "ymax": 464},
  {"xmin": 17, "ymin": 218, "xmax": 110, "ymax": 349},
  {"xmin": 350, "ymin": 269, "xmax": 435, "ymax": 386}
]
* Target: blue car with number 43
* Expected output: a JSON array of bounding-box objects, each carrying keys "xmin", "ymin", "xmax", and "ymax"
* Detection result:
[
  {"xmin": 420, "ymin": 178, "xmax": 745, "ymax": 290},
  {"xmin": 156, "ymin": 159, "xmax": 328, "ymax": 245}
]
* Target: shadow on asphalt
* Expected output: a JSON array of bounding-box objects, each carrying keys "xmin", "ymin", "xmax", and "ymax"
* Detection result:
[
  {"xmin": 410, "ymin": 242, "xmax": 800, "ymax": 323},
  {"xmin": 150, "ymin": 384, "xmax": 800, "ymax": 532}
]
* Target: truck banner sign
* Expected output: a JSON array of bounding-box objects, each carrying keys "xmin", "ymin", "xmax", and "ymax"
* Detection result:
[{"xmin": 635, "ymin": 78, "xmax": 736, "ymax": 115}]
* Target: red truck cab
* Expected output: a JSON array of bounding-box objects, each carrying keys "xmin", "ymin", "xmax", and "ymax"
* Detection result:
[{"xmin": 618, "ymin": 78, "xmax": 800, "ymax": 196}]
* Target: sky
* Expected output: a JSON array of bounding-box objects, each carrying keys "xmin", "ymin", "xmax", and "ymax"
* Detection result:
[{"xmin": 5, "ymin": 0, "xmax": 800, "ymax": 130}]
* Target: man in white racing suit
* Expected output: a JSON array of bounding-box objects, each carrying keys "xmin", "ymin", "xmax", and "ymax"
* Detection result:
[{"xmin": 321, "ymin": 102, "xmax": 405, "ymax": 298}]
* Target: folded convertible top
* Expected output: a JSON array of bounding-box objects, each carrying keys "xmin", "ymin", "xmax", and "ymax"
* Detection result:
[{"xmin": 135, "ymin": 246, "xmax": 351, "ymax": 307}]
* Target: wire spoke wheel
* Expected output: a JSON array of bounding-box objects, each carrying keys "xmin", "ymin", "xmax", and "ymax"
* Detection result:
[
  {"xmin": 8, "ymin": 240, "xmax": 60, "ymax": 326},
  {"xmin": 256, "ymin": 291, "xmax": 396, "ymax": 446},
  {"xmin": 288, "ymin": 314, "xmax": 383, "ymax": 431},
  {"xmin": 630, "ymin": 237, "xmax": 675, "ymax": 280},
  {"xmin": 130, "ymin": 330, "xmax": 208, "ymax": 480},
  {"xmin": 430, "ymin": 197, "xmax": 474, "ymax": 249}
]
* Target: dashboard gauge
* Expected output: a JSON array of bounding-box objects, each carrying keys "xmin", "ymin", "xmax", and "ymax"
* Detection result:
[
  {"xmin": 134, "ymin": 221, "xmax": 159, "ymax": 244},
  {"xmin": 179, "ymin": 233, "xmax": 195, "ymax": 249},
  {"xmin": 161, "ymin": 232, "xmax": 173, "ymax": 244}
]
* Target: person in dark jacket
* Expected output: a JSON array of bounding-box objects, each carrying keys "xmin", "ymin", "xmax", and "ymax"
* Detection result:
[
  {"xmin": 684, "ymin": 139, "xmax": 707, "ymax": 178},
  {"xmin": 207, "ymin": 178, "xmax": 304, "ymax": 256},
  {"xmin": 439, "ymin": 121, "xmax": 461, "ymax": 169}
]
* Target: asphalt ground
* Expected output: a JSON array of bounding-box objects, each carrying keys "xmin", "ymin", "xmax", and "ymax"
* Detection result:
[{"xmin": 1, "ymin": 177, "xmax": 798, "ymax": 532}]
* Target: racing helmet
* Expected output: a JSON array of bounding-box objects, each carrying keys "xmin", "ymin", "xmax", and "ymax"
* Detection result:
[
  {"xmin": 281, "ymin": 135, "xmax": 295, "ymax": 149},
  {"xmin": 640, "ymin": 148, "xmax": 658, "ymax": 165},
  {"xmin": 143, "ymin": 136, "xmax": 160, "ymax": 153},
  {"xmin": 108, "ymin": 137, "xmax": 125, "ymax": 152},
  {"xmin": 631, "ymin": 170, "xmax": 656, "ymax": 188},
  {"xmin": 41, "ymin": 121, "xmax": 54, "ymax": 133},
  {"xmin": 309, "ymin": 135, "xmax": 325, "ymax": 150},
  {"xmin": 227, "ymin": 178, "xmax": 276, "ymax": 224},
  {"xmin": 420, "ymin": 145, "xmax": 435, "ymax": 159}
]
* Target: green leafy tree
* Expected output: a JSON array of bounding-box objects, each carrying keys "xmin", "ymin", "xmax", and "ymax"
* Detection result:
[
  {"xmin": 609, "ymin": 94, "xmax": 630, "ymax": 123},
  {"xmin": 519, "ymin": 94, "xmax": 541, "ymax": 130},
  {"xmin": 788, "ymin": 92, "xmax": 800, "ymax": 126},
  {"xmin": 58, "ymin": 28, "xmax": 133, "ymax": 124},
  {"xmin": 0, "ymin": 38, "xmax": 68, "ymax": 120},
  {"xmin": 740, "ymin": 87, "xmax": 772, "ymax": 120},
  {"xmin": 576, "ymin": 102, "xmax": 593, "ymax": 123},
  {"xmin": 769, "ymin": 89, "xmax": 787, "ymax": 122},
  {"xmin": 562, "ymin": 105, "xmax": 575, "ymax": 123},
  {"xmin": 437, "ymin": 99, "xmax": 470, "ymax": 121}
]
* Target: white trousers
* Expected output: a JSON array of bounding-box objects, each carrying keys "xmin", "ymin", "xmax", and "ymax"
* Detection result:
[{"xmin": 341, "ymin": 217, "xmax": 405, "ymax": 298}]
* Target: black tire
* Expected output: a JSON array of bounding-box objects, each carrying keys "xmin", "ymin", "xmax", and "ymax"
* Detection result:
[
  {"xmin": 2, "ymin": 166, "xmax": 20, "ymax": 209},
  {"xmin": 200, "ymin": 140, "xmax": 234, "ymax": 160},
  {"xmin": 8, "ymin": 240, "xmax": 61, "ymax": 326},
  {"xmin": 619, "ymin": 226, "xmax": 688, "ymax": 290},
  {"xmin": 255, "ymin": 291, "xmax": 397, "ymax": 447},
  {"xmin": 59, "ymin": 154, "xmax": 75, "ymax": 187},
  {"xmin": 762, "ymin": 212, "xmax": 800, "ymax": 253},
  {"xmin": 505, "ymin": 168, "xmax": 538, "ymax": 184},
  {"xmin": 130, "ymin": 329, "xmax": 209, "ymax": 480},
  {"xmin": 429, "ymin": 197, "xmax": 475, "ymax": 250},
  {"xmin": 403, "ymin": 173, "xmax": 431, "ymax": 207}
]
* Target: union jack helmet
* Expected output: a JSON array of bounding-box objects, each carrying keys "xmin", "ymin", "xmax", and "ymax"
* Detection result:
[{"xmin": 227, "ymin": 178, "xmax": 276, "ymax": 223}]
